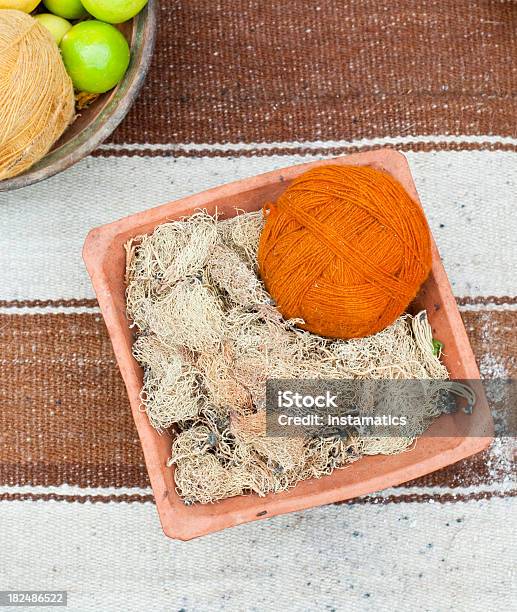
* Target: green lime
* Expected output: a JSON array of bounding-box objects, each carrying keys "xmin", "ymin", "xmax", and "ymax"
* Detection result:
[
  {"xmin": 42, "ymin": 0, "xmax": 88, "ymax": 19},
  {"xmin": 35, "ymin": 13, "xmax": 72, "ymax": 44},
  {"xmin": 60, "ymin": 21, "xmax": 130, "ymax": 93},
  {"xmin": 80, "ymin": 0, "xmax": 147, "ymax": 24}
]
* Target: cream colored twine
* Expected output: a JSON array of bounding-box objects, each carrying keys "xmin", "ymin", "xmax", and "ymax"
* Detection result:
[{"xmin": 0, "ymin": 10, "xmax": 75, "ymax": 180}]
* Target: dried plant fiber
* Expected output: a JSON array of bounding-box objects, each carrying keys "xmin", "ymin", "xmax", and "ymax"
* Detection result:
[
  {"xmin": 258, "ymin": 165, "xmax": 432, "ymax": 339},
  {"xmin": 126, "ymin": 211, "xmax": 449, "ymax": 505},
  {"xmin": 0, "ymin": 10, "xmax": 75, "ymax": 180}
]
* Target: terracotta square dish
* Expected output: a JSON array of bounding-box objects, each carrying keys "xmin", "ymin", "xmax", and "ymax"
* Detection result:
[{"xmin": 83, "ymin": 149, "xmax": 493, "ymax": 540}]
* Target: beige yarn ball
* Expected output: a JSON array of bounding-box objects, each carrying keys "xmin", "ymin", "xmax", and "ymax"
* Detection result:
[{"xmin": 0, "ymin": 10, "xmax": 75, "ymax": 180}]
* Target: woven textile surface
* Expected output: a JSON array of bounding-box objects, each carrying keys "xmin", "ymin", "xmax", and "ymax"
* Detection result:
[{"xmin": 0, "ymin": 1, "xmax": 515, "ymax": 610}]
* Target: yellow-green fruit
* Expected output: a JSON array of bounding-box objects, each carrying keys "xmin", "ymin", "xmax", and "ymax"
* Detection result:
[
  {"xmin": 42, "ymin": 0, "xmax": 87, "ymax": 19},
  {"xmin": 0, "ymin": 0, "xmax": 41, "ymax": 12},
  {"xmin": 60, "ymin": 20, "xmax": 130, "ymax": 93},
  {"xmin": 80, "ymin": 0, "xmax": 147, "ymax": 24},
  {"xmin": 35, "ymin": 13, "xmax": 71, "ymax": 44}
]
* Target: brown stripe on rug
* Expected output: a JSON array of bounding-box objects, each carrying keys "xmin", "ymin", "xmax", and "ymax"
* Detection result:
[
  {"xmin": 109, "ymin": 0, "xmax": 517, "ymax": 145},
  {"xmin": 0, "ymin": 313, "xmax": 149, "ymax": 488},
  {"xmin": 1, "ymin": 489, "xmax": 515, "ymax": 506},
  {"xmin": 93, "ymin": 141, "xmax": 517, "ymax": 158},
  {"xmin": 0, "ymin": 310, "xmax": 514, "ymax": 492},
  {"xmin": 0, "ymin": 298, "xmax": 99, "ymax": 309},
  {"xmin": 457, "ymin": 296, "xmax": 517, "ymax": 307}
]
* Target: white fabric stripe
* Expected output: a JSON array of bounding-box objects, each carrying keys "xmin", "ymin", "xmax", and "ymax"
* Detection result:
[
  {"xmin": 0, "ymin": 498, "xmax": 515, "ymax": 610},
  {"xmin": 0, "ymin": 305, "xmax": 100, "ymax": 315},
  {"xmin": 0, "ymin": 482, "xmax": 513, "ymax": 500},
  {"xmin": 1, "ymin": 303, "xmax": 515, "ymax": 315},
  {"xmin": 99, "ymin": 134, "xmax": 517, "ymax": 153},
  {"xmin": 0, "ymin": 150, "xmax": 516, "ymax": 300}
]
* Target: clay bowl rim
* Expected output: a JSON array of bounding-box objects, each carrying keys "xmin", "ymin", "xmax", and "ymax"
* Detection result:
[
  {"xmin": 0, "ymin": 0, "xmax": 157, "ymax": 192},
  {"xmin": 83, "ymin": 149, "xmax": 494, "ymax": 540}
]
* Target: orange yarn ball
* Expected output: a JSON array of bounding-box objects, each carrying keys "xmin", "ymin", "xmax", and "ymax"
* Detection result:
[{"xmin": 258, "ymin": 164, "xmax": 432, "ymax": 339}]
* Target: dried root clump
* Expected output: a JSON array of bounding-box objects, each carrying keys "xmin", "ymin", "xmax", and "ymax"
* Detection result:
[
  {"xmin": 126, "ymin": 210, "xmax": 449, "ymax": 504},
  {"xmin": 147, "ymin": 279, "xmax": 224, "ymax": 352},
  {"xmin": 206, "ymin": 243, "xmax": 271, "ymax": 307},
  {"xmin": 132, "ymin": 336, "xmax": 202, "ymax": 430},
  {"xmin": 231, "ymin": 411, "xmax": 307, "ymax": 473}
]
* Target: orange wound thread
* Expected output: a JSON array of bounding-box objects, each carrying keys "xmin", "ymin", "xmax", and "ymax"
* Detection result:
[{"xmin": 257, "ymin": 164, "xmax": 432, "ymax": 339}]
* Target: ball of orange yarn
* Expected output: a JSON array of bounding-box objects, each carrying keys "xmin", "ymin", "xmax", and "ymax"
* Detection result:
[{"xmin": 258, "ymin": 164, "xmax": 432, "ymax": 339}]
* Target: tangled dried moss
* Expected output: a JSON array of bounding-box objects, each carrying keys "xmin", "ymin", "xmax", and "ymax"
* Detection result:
[{"xmin": 126, "ymin": 211, "xmax": 449, "ymax": 504}]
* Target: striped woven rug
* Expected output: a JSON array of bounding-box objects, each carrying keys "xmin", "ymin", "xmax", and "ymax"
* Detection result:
[{"xmin": 1, "ymin": 1, "xmax": 515, "ymax": 610}]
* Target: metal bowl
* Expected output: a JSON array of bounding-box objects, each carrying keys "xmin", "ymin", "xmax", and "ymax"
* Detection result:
[{"xmin": 0, "ymin": 0, "xmax": 157, "ymax": 192}]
